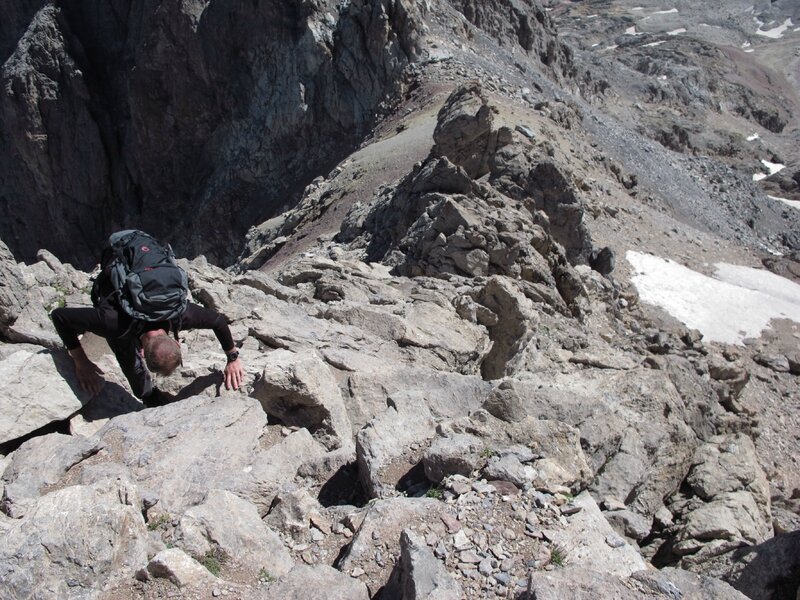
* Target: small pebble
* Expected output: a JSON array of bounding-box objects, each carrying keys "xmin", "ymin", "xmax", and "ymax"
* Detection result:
[
  {"xmin": 502, "ymin": 528, "xmax": 518, "ymax": 541},
  {"xmin": 605, "ymin": 534, "xmax": 626, "ymax": 548},
  {"xmin": 478, "ymin": 558, "xmax": 494, "ymax": 576},
  {"xmin": 560, "ymin": 503, "xmax": 582, "ymax": 516}
]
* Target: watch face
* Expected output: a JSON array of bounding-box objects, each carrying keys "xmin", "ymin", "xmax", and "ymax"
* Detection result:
[{"xmin": 227, "ymin": 350, "xmax": 239, "ymax": 362}]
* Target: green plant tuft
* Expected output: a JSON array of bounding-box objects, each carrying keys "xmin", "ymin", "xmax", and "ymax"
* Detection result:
[
  {"xmin": 258, "ymin": 568, "xmax": 275, "ymax": 583},
  {"xmin": 199, "ymin": 548, "xmax": 228, "ymax": 577},
  {"xmin": 550, "ymin": 544, "xmax": 568, "ymax": 567},
  {"xmin": 147, "ymin": 514, "xmax": 170, "ymax": 531},
  {"xmin": 425, "ymin": 486, "xmax": 443, "ymax": 499}
]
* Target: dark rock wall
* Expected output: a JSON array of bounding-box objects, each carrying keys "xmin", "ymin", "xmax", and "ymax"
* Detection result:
[{"xmin": 0, "ymin": 0, "xmax": 425, "ymax": 267}]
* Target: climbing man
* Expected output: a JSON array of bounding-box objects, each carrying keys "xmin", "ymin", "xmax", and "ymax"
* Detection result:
[{"xmin": 51, "ymin": 230, "xmax": 244, "ymax": 407}]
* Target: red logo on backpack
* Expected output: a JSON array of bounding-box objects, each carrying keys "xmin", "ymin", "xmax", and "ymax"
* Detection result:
[{"xmin": 141, "ymin": 245, "xmax": 150, "ymax": 252}]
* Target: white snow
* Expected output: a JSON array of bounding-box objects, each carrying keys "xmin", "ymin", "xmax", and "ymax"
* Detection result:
[
  {"xmin": 768, "ymin": 195, "xmax": 800, "ymax": 211},
  {"xmin": 756, "ymin": 18, "xmax": 793, "ymax": 38},
  {"xmin": 625, "ymin": 26, "xmax": 640, "ymax": 35},
  {"xmin": 753, "ymin": 160, "xmax": 786, "ymax": 180},
  {"xmin": 643, "ymin": 40, "xmax": 667, "ymax": 47},
  {"xmin": 653, "ymin": 8, "xmax": 678, "ymax": 14},
  {"xmin": 746, "ymin": 133, "xmax": 759, "ymax": 141},
  {"xmin": 627, "ymin": 251, "xmax": 800, "ymax": 345},
  {"xmin": 762, "ymin": 160, "xmax": 786, "ymax": 175},
  {"xmin": 667, "ymin": 28, "xmax": 687, "ymax": 35}
]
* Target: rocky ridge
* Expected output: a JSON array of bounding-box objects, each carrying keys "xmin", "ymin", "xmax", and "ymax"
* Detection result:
[{"xmin": 1, "ymin": 0, "xmax": 800, "ymax": 599}]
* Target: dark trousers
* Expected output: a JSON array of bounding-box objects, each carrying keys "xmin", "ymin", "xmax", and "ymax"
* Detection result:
[{"xmin": 105, "ymin": 336, "xmax": 153, "ymax": 399}]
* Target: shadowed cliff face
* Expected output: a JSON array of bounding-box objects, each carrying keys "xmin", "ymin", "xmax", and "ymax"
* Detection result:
[{"xmin": 0, "ymin": 0, "xmax": 429, "ymax": 267}]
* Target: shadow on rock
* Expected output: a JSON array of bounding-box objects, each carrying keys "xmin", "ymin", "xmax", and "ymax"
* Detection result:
[{"xmin": 173, "ymin": 372, "xmax": 224, "ymax": 402}]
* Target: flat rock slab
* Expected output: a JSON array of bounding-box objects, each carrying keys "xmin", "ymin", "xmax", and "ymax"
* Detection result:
[
  {"xmin": 0, "ymin": 348, "xmax": 86, "ymax": 444},
  {"xmin": 543, "ymin": 491, "xmax": 647, "ymax": 578}
]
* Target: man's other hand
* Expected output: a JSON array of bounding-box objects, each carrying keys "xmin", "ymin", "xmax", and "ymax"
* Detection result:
[{"xmin": 224, "ymin": 358, "xmax": 244, "ymax": 391}]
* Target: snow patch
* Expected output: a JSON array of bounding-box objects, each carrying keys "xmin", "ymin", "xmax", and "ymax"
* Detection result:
[
  {"xmin": 627, "ymin": 251, "xmax": 800, "ymax": 345},
  {"xmin": 667, "ymin": 28, "xmax": 687, "ymax": 35},
  {"xmin": 643, "ymin": 40, "xmax": 667, "ymax": 47},
  {"xmin": 746, "ymin": 133, "xmax": 759, "ymax": 141},
  {"xmin": 756, "ymin": 18, "xmax": 793, "ymax": 38},
  {"xmin": 653, "ymin": 8, "xmax": 678, "ymax": 14},
  {"xmin": 768, "ymin": 196, "xmax": 800, "ymax": 211},
  {"xmin": 753, "ymin": 160, "xmax": 785, "ymax": 180}
]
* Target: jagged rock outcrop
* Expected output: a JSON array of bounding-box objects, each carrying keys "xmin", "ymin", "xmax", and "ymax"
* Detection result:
[{"xmin": 355, "ymin": 83, "xmax": 599, "ymax": 277}]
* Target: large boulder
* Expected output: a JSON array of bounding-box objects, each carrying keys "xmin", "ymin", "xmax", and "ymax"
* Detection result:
[
  {"xmin": 0, "ymin": 477, "xmax": 149, "ymax": 599},
  {"xmin": 251, "ymin": 349, "xmax": 354, "ymax": 451},
  {"xmin": 175, "ymin": 489, "xmax": 293, "ymax": 578},
  {"xmin": 356, "ymin": 391, "xmax": 437, "ymax": 498},
  {"xmin": 0, "ymin": 347, "xmax": 86, "ymax": 445},
  {"xmin": 259, "ymin": 564, "xmax": 370, "ymax": 600}
]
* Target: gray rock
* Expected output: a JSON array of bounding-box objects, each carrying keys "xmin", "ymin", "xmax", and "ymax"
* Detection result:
[
  {"xmin": 754, "ymin": 353, "xmax": 791, "ymax": 373},
  {"xmin": 1, "ymin": 432, "xmax": 96, "ymax": 517},
  {"xmin": 338, "ymin": 498, "xmax": 444, "ymax": 592},
  {"xmin": 500, "ymin": 369, "xmax": 698, "ymax": 521},
  {"xmin": 345, "ymin": 366, "xmax": 491, "ymax": 433},
  {"xmin": 0, "ymin": 348, "xmax": 86, "ymax": 445},
  {"xmin": 722, "ymin": 531, "xmax": 800, "ymax": 600},
  {"xmin": 432, "ymin": 82, "xmax": 498, "ymax": 179},
  {"xmin": 528, "ymin": 566, "xmax": 751, "ymax": 599},
  {"xmin": 543, "ymin": 491, "xmax": 648, "ymax": 577},
  {"xmin": 675, "ymin": 491, "xmax": 771, "ymax": 557},
  {"xmin": 633, "ymin": 567, "xmax": 752, "ymax": 599},
  {"xmin": 423, "ymin": 433, "xmax": 486, "ymax": 483},
  {"xmin": 264, "ymin": 488, "xmax": 319, "ymax": 541},
  {"xmin": 261, "ymin": 564, "xmax": 369, "ymax": 600},
  {"xmin": 483, "ymin": 380, "xmax": 529, "ymax": 422},
  {"xmin": 243, "ymin": 428, "xmax": 327, "ymax": 515},
  {"xmin": 251, "ymin": 349, "xmax": 354, "ymax": 451},
  {"xmin": 0, "ymin": 477, "xmax": 149, "ymax": 599},
  {"xmin": 686, "ymin": 434, "xmax": 770, "ymax": 503},
  {"xmin": 449, "ymin": 410, "xmax": 592, "ymax": 493},
  {"xmin": 483, "ymin": 454, "xmax": 538, "ymax": 488},
  {"xmin": 176, "ymin": 489, "xmax": 293, "ymax": 578},
  {"xmin": 145, "ymin": 548, "xmax": 217, "ymax": 588},
  {"xmin": 356, "ymin": 391, "xmax": 437, "ymax": 498},
  {"xmin": 605, "ymin": 509, "xmax": 653, "ymax": 542},
  {"xmin": 0, "ymin": 239, "xmax": 26, "ymax": 333},
  {"xmin": 94, "ymin": 396, "xmax": 267, "ymax": 514},
  {"xmin": 398, "ymin": 529, "xmax": 462, "ymax": 600}
]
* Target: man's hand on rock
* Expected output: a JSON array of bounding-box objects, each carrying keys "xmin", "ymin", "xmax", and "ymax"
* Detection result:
[
  {"xmin": 69, "ymin": 347, "xmax": 105, "ymax": 397},
  {"xmin": 224, "ymin": 357, "xmax": 244, "ymax": 391}
]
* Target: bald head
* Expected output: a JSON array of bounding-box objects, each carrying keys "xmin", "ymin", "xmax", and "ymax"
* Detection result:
[{"xmin": 142, "ymin": 333, "xmax": 181, "ymax": 376}]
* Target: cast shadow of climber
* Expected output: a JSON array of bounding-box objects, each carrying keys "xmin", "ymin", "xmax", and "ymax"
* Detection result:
[
  {"xmin": 171, "ymin": 371, "xmax": 225, "ymax": 402},
  {"xmin": 51, "ymin": 347, "xmax": 141, "ymax": 421}
]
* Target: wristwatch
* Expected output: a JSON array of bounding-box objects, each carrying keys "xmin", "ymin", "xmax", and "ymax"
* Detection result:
[{"xmin": 226, "ymin": 349, "xmax": 240, "ymax": 363}]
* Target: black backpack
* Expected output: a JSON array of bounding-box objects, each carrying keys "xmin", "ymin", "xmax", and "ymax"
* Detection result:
[{"xmin": 91, "ymin": 230, "xmax": 189, "ymax": 336}]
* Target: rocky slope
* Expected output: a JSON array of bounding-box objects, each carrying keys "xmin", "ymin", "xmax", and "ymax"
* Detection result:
[{"xmin": 1, "ymin": 1, "xmax": 799, "ymax": 599}]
